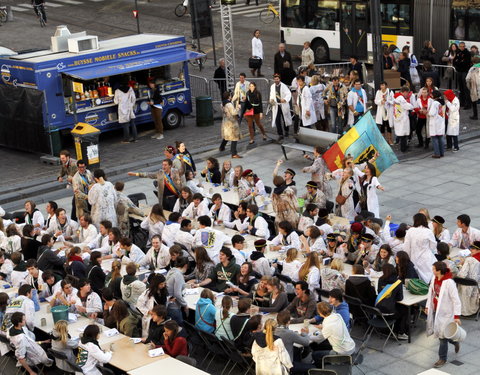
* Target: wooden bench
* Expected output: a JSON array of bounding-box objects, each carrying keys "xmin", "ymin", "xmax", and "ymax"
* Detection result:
[{"xmin": 280, "ymin": 127, "xmax": 339, "ymax": 160}]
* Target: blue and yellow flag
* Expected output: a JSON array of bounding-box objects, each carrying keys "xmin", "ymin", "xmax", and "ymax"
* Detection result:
[{"xmin": 322, "ymin": 112, "xmax": 398, "ymax": 175}]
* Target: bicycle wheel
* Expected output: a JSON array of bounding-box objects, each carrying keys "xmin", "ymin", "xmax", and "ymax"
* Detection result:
[
  {"xmin": 189, "ymin": 50, "xmax": 207, "ymax": 68},
  {"xmin": 174, "ymin": 4, "xmax": 187, "ymax": 17},
  {"xmin": 259, "ymin": 9, "xmax": 275, "ymax": 24}
]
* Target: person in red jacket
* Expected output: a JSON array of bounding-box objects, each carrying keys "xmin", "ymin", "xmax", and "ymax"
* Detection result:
[{"xmin": 161, "ymin": 320, "xmax": 188, "ymax": 357}]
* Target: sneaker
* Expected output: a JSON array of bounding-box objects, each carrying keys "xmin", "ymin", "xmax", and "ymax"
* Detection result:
[
  {"xmin": 151, "ymin": 134, "xmax": 159, "ymax": 139},
  {"xmin": 121, "ymin": 140, "xmax": 130, "ymax": 144},
  {"xmin": 433, "ymin": 359, "xmax": 446, "ymax": 368},
  {"xmin": 157, "ymin": 134, "xmax": 164, "ymax": 140},
  {"xmin": 453, "ymin": 148, "xmax": 459, "ymax": 152},
  {"xmin": 397, "ymin": 333, "xmax": 409, "ymax": 340}
]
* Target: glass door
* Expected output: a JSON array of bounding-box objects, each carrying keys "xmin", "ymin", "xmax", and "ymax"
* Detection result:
[{"xmin": 340, "ymin": 1, "xmax": 368, "ymax": 60}]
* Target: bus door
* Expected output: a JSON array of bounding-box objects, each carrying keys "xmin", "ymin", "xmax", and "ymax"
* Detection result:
[{"xmin": 340, "ymin": 1, "xmax": 368, "ymax": 60}]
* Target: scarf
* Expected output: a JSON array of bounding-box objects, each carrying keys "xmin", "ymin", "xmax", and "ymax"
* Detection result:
[
  {"xmin": 25, "ymin": 209, "xmax": 39, "ymax": 224},
  {"xmin": 472, "ymin": 252, "xmax": 480, "ymax": 262},
  {"xmin": 250, "ymin": 251, "xmax": 264, "ymax": 261},
  {"xmin": 68, "ymin": 255, "xmax": 83, "ymax": 263}
]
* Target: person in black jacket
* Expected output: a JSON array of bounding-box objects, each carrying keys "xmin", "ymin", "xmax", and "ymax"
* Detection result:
[
  {"xmin": 274, "ymin": 43, "xmax": 293, "ymax": 75},
  {"xmin": 398, "ymin": 52, "xmax": 412, "ymax": 87},
  {"xmin": 147, "ymin": 79, "xmax": 164, "ymax": 140},
  {"xmin": 200, "ymin": 157, "xmax": 221, "ymax": 184},
  {"xmin": 36, "ymin": 234, "xmax": 65, "ymax": 277},
  {"xmin": 376, "ymin": 264, "xmax": 408, "ymax": 340},
  {"xmin": 345, "ymin": 264, "xmax": 376, "ymax": 319},
  {"xmin": 453, "ymin": 42, "xmax": 472, "ymax": 108},
  {"xmin": 245, "ymin": 82, "xmax": 267, "ymax": 144},
  {"xmin": 419, "ymin": 61, "xmax": 440, "ymax": 88},
  {"xmin": 86, "ymin": 251, "xmax": 106, "ymax": 295},
  {"xmin": 395, "ymin": 250, "xmax": 418, "ymax": 283},
  {"xmin": 420, "ymin": 40, "xmax": 436, "ymax": 64},
  {"xmin": 348, "ymin": 56, "xmax": 363, "ymax": 83},
  {"xmin": 21, "ymin": 225, "xmax": 41, "ymax": 260},
  {"xmin": 214, "ymin": 58, "xmax": 227, "ymax": 97}
]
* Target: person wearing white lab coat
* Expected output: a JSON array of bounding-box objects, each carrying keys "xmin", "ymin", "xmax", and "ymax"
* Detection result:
[
  {"xmin": 183, "ymin": 196, "xmax": 210, "ymax": 221},
  {"xmin": 77, "ymin": 324, "xmax": 112, "ymax": 375},
  {"xmin": 88, "ymin": 170, "xmax": 118, "ymax": 228},
  {"xmin": 269, "ymin": 74, "xmax": 292, "ymax": 140},
  {"xmin": 456, "ymin": 241, "xmax": 480, "ymax": 316},
  {"xmin": 296, "ymin": 75, "xmax": 317, "ymax": 127},
  {"xmin": 444, "ymin": 89, "xmax": 460, "ymax": 151},
  {"xmin": 361, "ymin": 164, "xmax": 385, "ymax": 218},
  {"xmin": 271, "ymin": 222, "xmax": 301, "ymax": 252},
  {"xmin": 309, "ymin": 75, "xmax": 326, "ymax": 126},
  {"xmin": 209, "ymin": 194, "xmax": 232, "ymax": 225},
  {"xmin": 426, "ymin": 261, "xmax": 462, "ymax": 368},
  {"xmin": 392, "ymin": 89, "xmax": 414, "ymax": 152},
  {"xmin": 117, "ymin": 238, "xmax": 146, "ymax": 266},
  {"xmin": 137, "ymin": 236, "xmax": 170, "ymax": 270},
  {"xmin": 347, "ymin": 80, "xmax": 367, "ymax": 126},
  {"xmin": 241, "ymin": 205, "xmax": 270, "ymax": 240},
  {"xmin": 403, "ymin": 213, "xmax": 438, "ymax": 283},
  {"xmin": 193, "ymin": 216, "xmax": 231, "ymax": 263},
  {"xmin": 374, "ymin": 82, "xmax": 394, "ymax": 145},
  {"xmin": 428, "ymin": 90, "xmax": 446, "ymax": 158},
  {"xmin": 114, "ymin": 83, "xmax": 137, "ymax": 143}
]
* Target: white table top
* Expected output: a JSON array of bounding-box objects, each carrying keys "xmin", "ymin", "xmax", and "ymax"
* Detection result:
[
  {"xmin": 127, "ymin": 356, "xmax": 210, "ymax": 375},
  {"xmin": 417, "ymin": 369, "xmax": 451, "ymax": 375},
  {"xmin": 0, "ymin": 280, "xmax": 18, "ymax": 297}
]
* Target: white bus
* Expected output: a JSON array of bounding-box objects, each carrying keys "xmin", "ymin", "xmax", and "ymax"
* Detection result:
[{"xmin": 280, "ymin": 0, "xmax": 480, "ymax": 63}]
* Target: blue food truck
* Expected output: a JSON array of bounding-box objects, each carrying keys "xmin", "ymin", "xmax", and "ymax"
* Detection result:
[{"xmin": 0, "ymin": 33, "xmax": 202, "ymax": 154}]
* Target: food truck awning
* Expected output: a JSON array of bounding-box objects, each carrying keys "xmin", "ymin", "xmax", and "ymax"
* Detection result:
[{"xmin": 61, "ymin": 50, "xmax": 205, "ymax": 80}]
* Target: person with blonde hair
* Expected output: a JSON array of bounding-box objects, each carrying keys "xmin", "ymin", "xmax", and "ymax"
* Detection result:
[
  {"xmin": 140, "ymin": 203, "xmax": 166, "ymax": 246},
  {"xmin": 279, "ymin": 248, "xmax": 301, "ymax": 282},
  {"xmin": 298, "ymin": 252, "xmax": 321, "ymax": 297},
  {"xmin": 51, "ymin": 320, "xmax": 79, "ymax": 372},
  {"xmin": 320, "ymin": 258, "xmax": 347, "ymax": 291},
  {"xmin": 251, "ymin": 318, "xmax": 293, "ymax": 375}
]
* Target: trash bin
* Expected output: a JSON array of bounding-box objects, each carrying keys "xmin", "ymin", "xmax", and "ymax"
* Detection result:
[
  {"xmin": 51, "ymin": 305, "xmax": 69, "ymax": 323},
  {"xmin": 196, "ymin": 96, "xmax": 214, "ymax": 127},
  {"xmin": 71, "ymin": 122, "xmax": 101, "ymax": 169},
  {"xmin": 49, "ymin": 128, "xmax": 63, "ymax": 156}
]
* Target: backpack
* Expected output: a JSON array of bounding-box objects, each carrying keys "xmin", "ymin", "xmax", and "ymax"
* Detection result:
[{"xmin": 406, "ymin": 278, "xmax": 429, "ymax": 295}]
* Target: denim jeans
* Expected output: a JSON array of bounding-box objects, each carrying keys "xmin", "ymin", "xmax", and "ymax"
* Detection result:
[
  {"xmin": 167, "ymin": 304, "xmax": 183, "ymax": 325},
  {"xmin": 329, "ymin": 107, "xmax": 342, "ymax": 134},
  {"xmin": 121, "ymin": 119, "xmax": 137, "ymax": 141},
  {"xmin": 431, "ymin": 135, "xmax": 445, "ymax": 156},
  {"xmin": 439, "ymin": 338, "xmax": 455, "ymax": 360}
]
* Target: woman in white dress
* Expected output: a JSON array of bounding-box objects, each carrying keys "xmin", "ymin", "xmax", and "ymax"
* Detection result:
[
  {"xmin": 361, "ymin": 163, "xmax": 385, "ymax": 218},
  {"xmin": 310, "ymin": 75, "xmax": 326, "ymax": 130},
  {"xmin": 457, "ymin": 241, "xmax": 480, "ymax": 316},
  {"xmin": 88, "ymin": 169, "xmax": 117, "ymax": 228},
  {"xmin": 403, "ymin": 213, "xmax": 438, "ymax": 283}
]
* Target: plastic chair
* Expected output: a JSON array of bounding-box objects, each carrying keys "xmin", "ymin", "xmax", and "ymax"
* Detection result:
[
  {"xmin": 0, "ymin": 334, "xmax": 14, "ymax": 372},
  {"xmin": 343, "ymin": 295, "xmax": 368, "ymax": 337},
  {"xmin": 127, "ymin": 192, "xmax": 147, "ymax": 207},
  {"xmin": 454, "ymin": 276, "xmax": 480, "ymax": 321},
  {"xmin": 322, "ymin": 354, "xmax": 352, "ymax": 375},
  {"xmin": 47, "ymin": 349, "xmax": 77, "ymax": 374},
  {"xmin": 197, "ymin": 329, "xmax": 231, "ymax": 372},
  {"xmin": 183, "ymin": 321, "xmax": 206, "ymax": 357},
  {"xmin": 308, "ymin": 369, "xmax": 338, "ymax": 375},
  {"xmin": 360, "ymin": 304, "xmax": 400, "ymax": 352},
  {"xmin": 177, "ymin": 355, "xmax": 198, "ymax": 367},
  {"xmin": 96, "ymin": 364, "xmax": 115, "ymax": 375}
]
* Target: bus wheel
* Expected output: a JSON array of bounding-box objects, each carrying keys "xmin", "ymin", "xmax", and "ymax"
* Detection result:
[
  {"xmin": 311, "ymin": 39, "xmax": 329, "ymax": 64},
  {"xmin": 164, "ymin": 109, "xmax": 182, "ymax": 129}
]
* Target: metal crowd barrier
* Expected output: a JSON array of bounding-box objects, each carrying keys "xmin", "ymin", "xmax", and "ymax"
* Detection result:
[
  {"xmin": 417, "ymin": 63, "xmax": 458, "ymax": 91},
  {"xmin": 297, "ymin": 62, "xmax": 352, "ymax": 78},
  {"xmin": 208, "ymin": 77, "xmax": 271, "ymax": 105}
]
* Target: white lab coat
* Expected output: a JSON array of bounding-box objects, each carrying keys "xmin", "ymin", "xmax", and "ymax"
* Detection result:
[
  {"xmin": 193, "ymin": 227, "xmax": 231, "ymax": 263},
  {"xmin": 209, "ymin": 203, "xmax": 232, "ymax": 224},
  {"xmin": 426, "ymin": 278, "xmax": 461, "ymax": 338},
  {"xmin": 138, "ymin": 244, "xmax": 170, "ymax": 270},
  {"xmin": 8, "ymin": 327, "xmax": 53, "ymax": 367},
  {"xmin": 310, "ymin": 83, "xmax": 326, "ymax": 120},
  {"xmin": 162, "ymin": 222, "xmax": 181, "ymax": 247},
  {"xmin": 251, "ymin": 338, "xmax": 293, "ymax": 375},
  {"xmin": 392, "ymin": 95, "xmax": 414, "ymax": 136},
  {"xmin": 271, "ymin": 232, "xmax": 301, "ymax": 251},
  {"xmin": 363, "ymin": 176, "xmax": 381, "ymax": 218},
  {"xmin": 446, "ymin": 97, "xmax": 460, "ymax": 136},
  {"xmin": 88, "ymin": 181, "xmax": 118, "ymax": 227},
  {"xmin": 77, "ymin": 341, "xmax": 112, "ymax": 375},
  {"xmin": 374, "ymin": 88, "xmax": 394, "ymax": 126},
  {"xmin": 347, "ymin": 88, "xmax": 368, "ymax": 126},
  {"xmin": 240, "ymin": 216, "xmax": 270, "ymax": 240},
  {"xmin": 136, "ymin": 290, "xmax": 157, "ymax": 337},
  {"xmin": 403, "ymin": 226, "xmax": 437, "ymax": 283},
  {"xmin": 251, "ymin": 37, "xmax": 263, "ymax": 59},
  {"xmin": 113, "ymin": 87, "xmax": 136, "ymax": 123},
  {"xmin": 183, "ymin": 199, "xmax": 210, "ymax": 220},
  {"xmin": 428, "ymin": 100, "xmax": 446, "ymax": 136},
  {"xmin": 47, "ymin": 218, "xmax": 79, "ymax": 242},
  {"xmin": 297, "ymin": 85, "xmax": 317, "ymax": 126},
  {"xmin": 269, "ymin": 83, "xmax": 292, "ymax": 128},
  {"xmin": 74, "ymin": 291, "xmax": 102, "ymax": 314}
]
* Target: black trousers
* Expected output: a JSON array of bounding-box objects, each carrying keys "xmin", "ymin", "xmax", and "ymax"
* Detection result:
[
  {"xmin": 416, "ymin": 117, "xmax": 427, "ymax": 146},
  {"xmin": 457, "ymin": 71, "xmax": 472, "ymax": 107},
  {"xmin": 220, "ymin": 139, "xmax": 238, "ymax": 156},
  {"xmin": 162, "ymin": 194, "xmax": 177, "ymax": 212},
  {"xmin": 71, "ymin": 196, "xmax": 77, "ymax": 221},
  {"xmin": 275, "ymin": 109, "xmax": 289, "ymax": 136}
]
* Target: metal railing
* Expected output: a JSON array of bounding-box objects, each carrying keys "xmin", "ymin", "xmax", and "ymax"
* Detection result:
[
  {"xmin": 297, "ymin": 62, "xmax": 353, "ymax": 78},
  {"xmin": 207, "ymin": 77, "xmax": 271, "ymax": 105},
  {"xmin": 416, "ymin": 63, "xmax": 458, "ymax": 91},
  {"xmin": 189, "ymin": 74, "xmax": 209, "ymax": 98}
]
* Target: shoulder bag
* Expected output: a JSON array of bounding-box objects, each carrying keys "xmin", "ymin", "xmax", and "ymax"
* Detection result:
[{"xmin": 335, "ymin": 182, "xmax": 352, "ymax": 206}]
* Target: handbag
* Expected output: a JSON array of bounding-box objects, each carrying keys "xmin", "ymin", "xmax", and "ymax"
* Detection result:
[
  {"xmin": 406, "ymin": 278, "xmax": 429, "ymax": 295},
  {"xmin": 244, "ymin": 108, "xmax": 254, "ymax": 116},
  {"xmin": 335, "ymin": 182, "xmax": 352, "ymax": 206},
  {"xmin": 248, "ymin": 57, "xmax": 262, "ymax": 69}
]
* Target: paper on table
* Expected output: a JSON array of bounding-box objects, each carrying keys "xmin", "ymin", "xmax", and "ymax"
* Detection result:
[
  {"xmin": 104, "ymin": 328, "xmax": 120, "ymax": 337},
  {"xmin": 148, "ymin": 347, "xmax": 165, "ymax": 357},
  {"xmin": 154, "ymin": 269, "xmax": 168, "ymax": 275},
  {"xmin": 458, "ymin": 249, "xmax": 471, "ymax": 257},
  {"xmin": 77, "ymin": 326, "xmax": 88, "ymax": 333},
  {"xmin": 68, "ymin": 313, "xmax": 78, "ymax": 322},
  {"xmin": 45, "ymin": 296, "xmax": 54, "ymax": 303},
  {"xmin": 184, "ymin": 288, "xmax": 200, "ymax": 295},
  {"xmin": 131, "ymin": 338, "xmax": 142, "ymax": 344}
]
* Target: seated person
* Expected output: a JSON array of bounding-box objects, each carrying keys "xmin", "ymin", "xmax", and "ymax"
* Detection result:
[
  {"xmin": 284, "ymin": 281, "xmax": 317, "ymax": 323},
  {"xmin": 162, "ymin": 212, "xmax": 182, "ymax": 247},
  {"xmin": 250, "ymin": 276, "xmax": 272, "ymax": 307},
  {"xmin": 240, "ymin": 204, "xmax": 270, "ymax": 240},
  {"xmin": 0, "ymin": 250, "xmax": 13, "ymax": 282},
  {"xmin": 395, "ymin": 250, "xmax": 418, "ymax": 283},
  {"xmin": 74, "ymin": 279, "xmax": 103, "ymax": 318},
  {"xmin": 120, "ymin": 262, "xmax": 146, "ymax": 308},
  {"xmin": 182, "ymin": 193, "xmax": 210, "ymax": 220},
  {"xmin": 67, "ymin": 214, "xmax": 98, "ymax": 250},
  {"xmin": 185, "ymin": 246, "xmax": 215, "ymax": 284},
  {"xmin": 258, "ymin": 277, "xmax": 289, "ymax": 313},
  {"xmin": 21, "ymin": 224, "xmax": 41, "ymax": 260},
  {"xmin": 196, "ymin": 247, "xmax": 240, "ymax": 292},
  {"xmin": 160, "ymin": 320, "xmax": 188, "ymax": 358},
  {"xmin": 116, "ymin": 237, "xmax": 146, "ymax": 265},
  {"xmin": 2, "ymin": 284, "xmax": 36, "ymax": 332},
  {"xmin": 300, "ymin": 226, "xmax": 327, "ymax": 253},
  {"xmin": 47, "ymin": 207, "xmax": 78, "ymax": 242},
  {"xmin": 224, "ymin": 202, "xmax": 248, "ymax": 232},
  {"xmin": 39, "ymin": 270, "xmax": 62, "ymax": 300},
  {"xmin": 249, "ymin": 239, "xmax": 273, "ymax": 277},
  {"xmin": 36, "ymin": 234, "xmax": 65, "ymax": 276},
  {"xmin": 142, "ymin": 305, "xmax": 170, "ymax": 346},
  {"xmin": 278, "ymin": 248, "xmax": 301, "ymax": 282},
  {"xmin": 193, "ymin": 216, "xmax": 231, "ymax": 263},
  {"xmin": 230, "ymin": 235, "xmax": 247, "ymax": 265},
  {"xmin": 209, "ymin": 193, "xmax": 232, "ymax": 225},
  {"xmin": 311, "ymin": 302, "xmax": 355, "ymax": 365},
  {"xmin": 436, "ymin": 242, "xmax": 459, "ymax": 277},
  {"xmin": 316, "ymin": 208, "xmax": 333, "ymax": 240},
  {"xmin": 353, "ymin": 233, "xmax": 378, "ymax": 265},
  {"xmin": 300, "ymin": 181, "xmax": 326, "ymax": 209},
  {"xmin": 344, "ymin": 222, "xmax": 364, "ymax": 264},
  {"xmin": 9, "ymin": 312, "xmax": 53, "ymax": 373},
  {"xmin": 109, "ymin": 300, "xmax": 140, "ymax": 337},
  {"xmin": 271, "ymin": 221, "xmax": 301, "ymax": 251},
  {"xmin": 77, "ymin": 324, "xmax": 112, "ymax": 374},
  {"xmin": 50, "ymin": 279, "xmax": 79, "ymax": 313},
  {"xmin": 86, "ymin": 251, "xmax": 106, "ymax": 295},
  {"xmin": 139, "ymin": 235, "xmax": 170, "ymax": 270},
  {"xmin": 195, "ymin": 288, "xmax": 217, "ymax": 333},
  {"xmin": 311, "ymin": 289, "xmax": 350, "ymax": 329},
  {"xmin": 320, "ymin": 258, "xmax": 347, "ymax": 292},
  {"xmin": 230, "ymin": 298, "xmax": 255, "ymax": 352},
  {"xmin": 345, "ymin": 264, "xmax": 376, "ymax": 317},
  {"xmin": 10, "ymin": 251, "xmax": 28, "ymax": 288},
  {"xmin": 176, "ymin": 219, "xmax": 195, "ymax": 252},
  {"xmin": 226, "ymin": 262, "xmax": 257, "ymax": 297}
]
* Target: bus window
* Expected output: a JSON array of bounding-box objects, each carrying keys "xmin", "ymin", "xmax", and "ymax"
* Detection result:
[
  {"xmin": 381, "ymin": 2, "xmax": 411, "ymax": 36},
  {"xmin": 307, "ymin": 1, "xmax": 339, "ymax": 30},
  {"xmin": 451, "ymin": 6, "xmax": 466, "ymax": 40},
  {"xmin": 467, "ymin": 8, "xmax": 480, "ymax": 41},
  {"xmin": 281, "ymin": 0, "xmax": 304, "ymax": 28}
]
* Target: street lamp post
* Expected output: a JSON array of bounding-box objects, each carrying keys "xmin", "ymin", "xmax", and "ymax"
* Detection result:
[{"xmin": 134, "ymin": 0, "xmax": 141, "ymax": 34}]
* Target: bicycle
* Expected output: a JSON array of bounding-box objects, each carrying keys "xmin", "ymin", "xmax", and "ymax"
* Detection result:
[
  {"xmin": 188, "ymin": 41, "xmax": 207, "ymax": 71},
  {"xmin": 259, "ymin": 2, "xmax": 278, "ymax": 24},
  {"xmin": 34, "ymin": 4, "xmax": 47, "ymax": 27},
  {"xmin": 174, "ymin": 0, "xmax": 216, "ymax": 17},
  {"xmin": 0, "ymin": 6, "xmax": 7, "ymax": 23}
]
